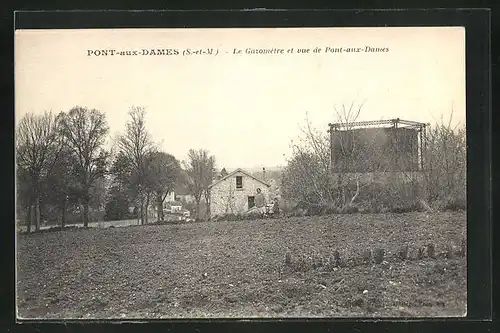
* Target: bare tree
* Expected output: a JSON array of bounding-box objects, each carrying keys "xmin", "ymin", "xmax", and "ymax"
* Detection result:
[
  {"xmin": 202, "ymin": 155, "xmax": 216, "ymax": 219},
  {"xmin": 16, "ymin": 111, "xmax": 62, "ymax": 232},
  {"xmin": 222, "ymin": 181, "xmax": 237, "ymax": 215},
  {"xmin": 424, "ymin": 112, "xmax": 466, "ymax": 209},
  {"xmin": 282, "ymin": 102, "xmax": 396, "ymax": 213},
  {"xmin": 184, "ymin": 149, "xmax": 215, "ymax": 220},
  {"xmin": 284, "ymin": 102, "xmax": 465, "ymax": 214},
  {"xmin": 282, "ymin": 104, "xmax": 364, "ymax": 212},
  {"xmin": 116, "ymin": 106, "xmax": 156, "ymax": 225},
  {"xmin": 57, "ymin": 106, "xmax": 109, "ymax": 227},
  {"xmin": 330, "ymin": 102, "xmax": 367, "ymax": 209}
]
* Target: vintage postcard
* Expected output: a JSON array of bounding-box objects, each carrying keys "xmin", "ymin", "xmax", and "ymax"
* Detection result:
[{"xmin": 15, "ymin": 27, "xmax": 466, "ymax": 319}]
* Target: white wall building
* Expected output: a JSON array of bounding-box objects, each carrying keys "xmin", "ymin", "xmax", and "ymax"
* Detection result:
[{"xmin": 209, "ymin": 168, "xmax": 271, "ymax": 218}]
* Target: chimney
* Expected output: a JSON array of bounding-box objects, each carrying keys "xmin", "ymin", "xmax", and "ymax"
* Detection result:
[{"xmin": 263, "ymin": 167, "xmax": 266, "ymax": 180}]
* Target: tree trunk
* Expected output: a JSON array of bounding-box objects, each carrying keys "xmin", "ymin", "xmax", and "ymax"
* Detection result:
[
  {"xmin": 157, "ymin": 193, "xmax": 164, "ymax": 222},
  {"xmin": 83, "ymin": 203, "xmax": 89, "ymax": 227},
  {"xmin": 145, "ymin": 193, "xmax": 150, "ymax": 225},
  {"xmin": 35, "ymin": 196, "xmax": 41, "ymax": 231},
  {"xmin": 195, "ymin": 198, "xmax": 201, "ymax": 220},
  {"xmin": 83, "ymin": 191, "xmax": 90, "ymax": 228},
  {"xmin": 61, "ymin": 197, "xmax": 67, "ymax": 228},
  {"xmin": 205, "ymin": 196, "xmax": 210, "ymax": 220},
  {"xmin": 26, "ymin": 204, "xmax": 32, "ymax": 233},
  {"xmin": 140, "ymin": 197, "xmax": 144, "ymax": 225}
]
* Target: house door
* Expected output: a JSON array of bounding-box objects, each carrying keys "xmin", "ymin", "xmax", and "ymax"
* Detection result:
[{"xmin": 248, "ymin": 196, "xmax": 255, "ymax": 209}]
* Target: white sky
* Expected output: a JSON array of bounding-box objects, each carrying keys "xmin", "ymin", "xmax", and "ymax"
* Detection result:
[{"xmin": 15, "ymin": 27, "xmax": 465, "ymax": 170}]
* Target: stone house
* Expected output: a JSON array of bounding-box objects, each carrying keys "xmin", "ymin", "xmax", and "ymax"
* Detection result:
[{"xmin": 209, "ymin": 168, "xmax": 271, "ymax": 218}]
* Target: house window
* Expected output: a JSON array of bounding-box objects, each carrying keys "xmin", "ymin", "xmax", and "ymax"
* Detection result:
[{"xmin": 236, "ymin": 176, "xmax": 243, "ymax": 189}]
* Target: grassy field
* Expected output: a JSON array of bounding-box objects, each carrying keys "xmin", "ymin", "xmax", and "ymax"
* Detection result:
[{"xmin": 16, "ymin": 211, "xmax": 466, "ymax": 319}]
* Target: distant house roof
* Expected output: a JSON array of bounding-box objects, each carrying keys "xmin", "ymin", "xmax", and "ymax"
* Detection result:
[{"xmin": 208, "ymin": 168, "xmax": 271, "ymax": 189}]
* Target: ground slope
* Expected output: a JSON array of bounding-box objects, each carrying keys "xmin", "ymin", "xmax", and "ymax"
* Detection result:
[{"xmin": 16, "ymin": 212, "xmax": 466, "ymax": 318}]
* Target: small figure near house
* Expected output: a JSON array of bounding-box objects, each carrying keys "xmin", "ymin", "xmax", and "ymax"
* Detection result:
[{"xmin": 255, "ymin": 188, "xmax": 266, "ymax": 217}]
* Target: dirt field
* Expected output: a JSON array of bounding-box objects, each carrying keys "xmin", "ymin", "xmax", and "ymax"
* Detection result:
[{"xmin": 16, "ymin": 211, "xmax": 467, "ymax": 319}]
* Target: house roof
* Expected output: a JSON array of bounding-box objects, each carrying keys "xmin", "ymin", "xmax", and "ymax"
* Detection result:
[{"xmin": 208, "ymin": 168, "xmax": 271, "ymax": 189}]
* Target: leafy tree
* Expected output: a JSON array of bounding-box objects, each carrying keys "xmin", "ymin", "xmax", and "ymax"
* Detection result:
[
  {"xmin": 110, "ymin": 152, "xmax": 133, "ymax": 189},
  {"xmin": 16, "ymin": 111, "xmax": 62, "ymax": 232},
  {"xmin": 41, "ymin": 147, "xmax": 79, "ymax": 228},
  {"xmin": 107, "ymin": 152, "xmax": 138, "ymax": 221},
  {"xmin": 145, "ymin": 151, "xmax": 180, "ymax": 222},
  {"xmin": 104, "ymin": 183, "xmax": 132, "ymax": 221},
  {"xmin": 57, "ymin": 106, "xmax": 109, "ymax": 227},
  {"xmin": 16, "ymin": 166, "xmax": 33, "ymax": 228}
]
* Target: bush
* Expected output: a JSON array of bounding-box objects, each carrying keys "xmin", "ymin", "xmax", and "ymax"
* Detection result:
[
  {"xmin": 390, "ymin": 200, "xmax": 426, "ymax": 214},
  {"xmin": 441, "ymin": 196, "xmax": 466, "ymax": 211},
  {"xmin": 225, "ymin": 213, "xmax": 244, "ymax": 221},
  {"xmin": 245, "ymin": 210, "xmax": 262, "ymax": 220}
]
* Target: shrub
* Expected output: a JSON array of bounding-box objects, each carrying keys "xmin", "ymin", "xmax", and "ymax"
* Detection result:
[
  {"xmin": 341, "ymin": 205, "xmax": 359, "ymax": 214},
  {"xmin": 322, "ymin": 204, "xmax": 341, "ymax": 215},
  {"xmin": 442, "ymin": 196, "xmax": 467, "ymax": 211},
  {"xmin": 304, "ymin": 205, "xmax": 323, "ymax": 216},
  {"xmin": 390, "ymin": 199, "xmax": 427, "ymax": 214}
]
